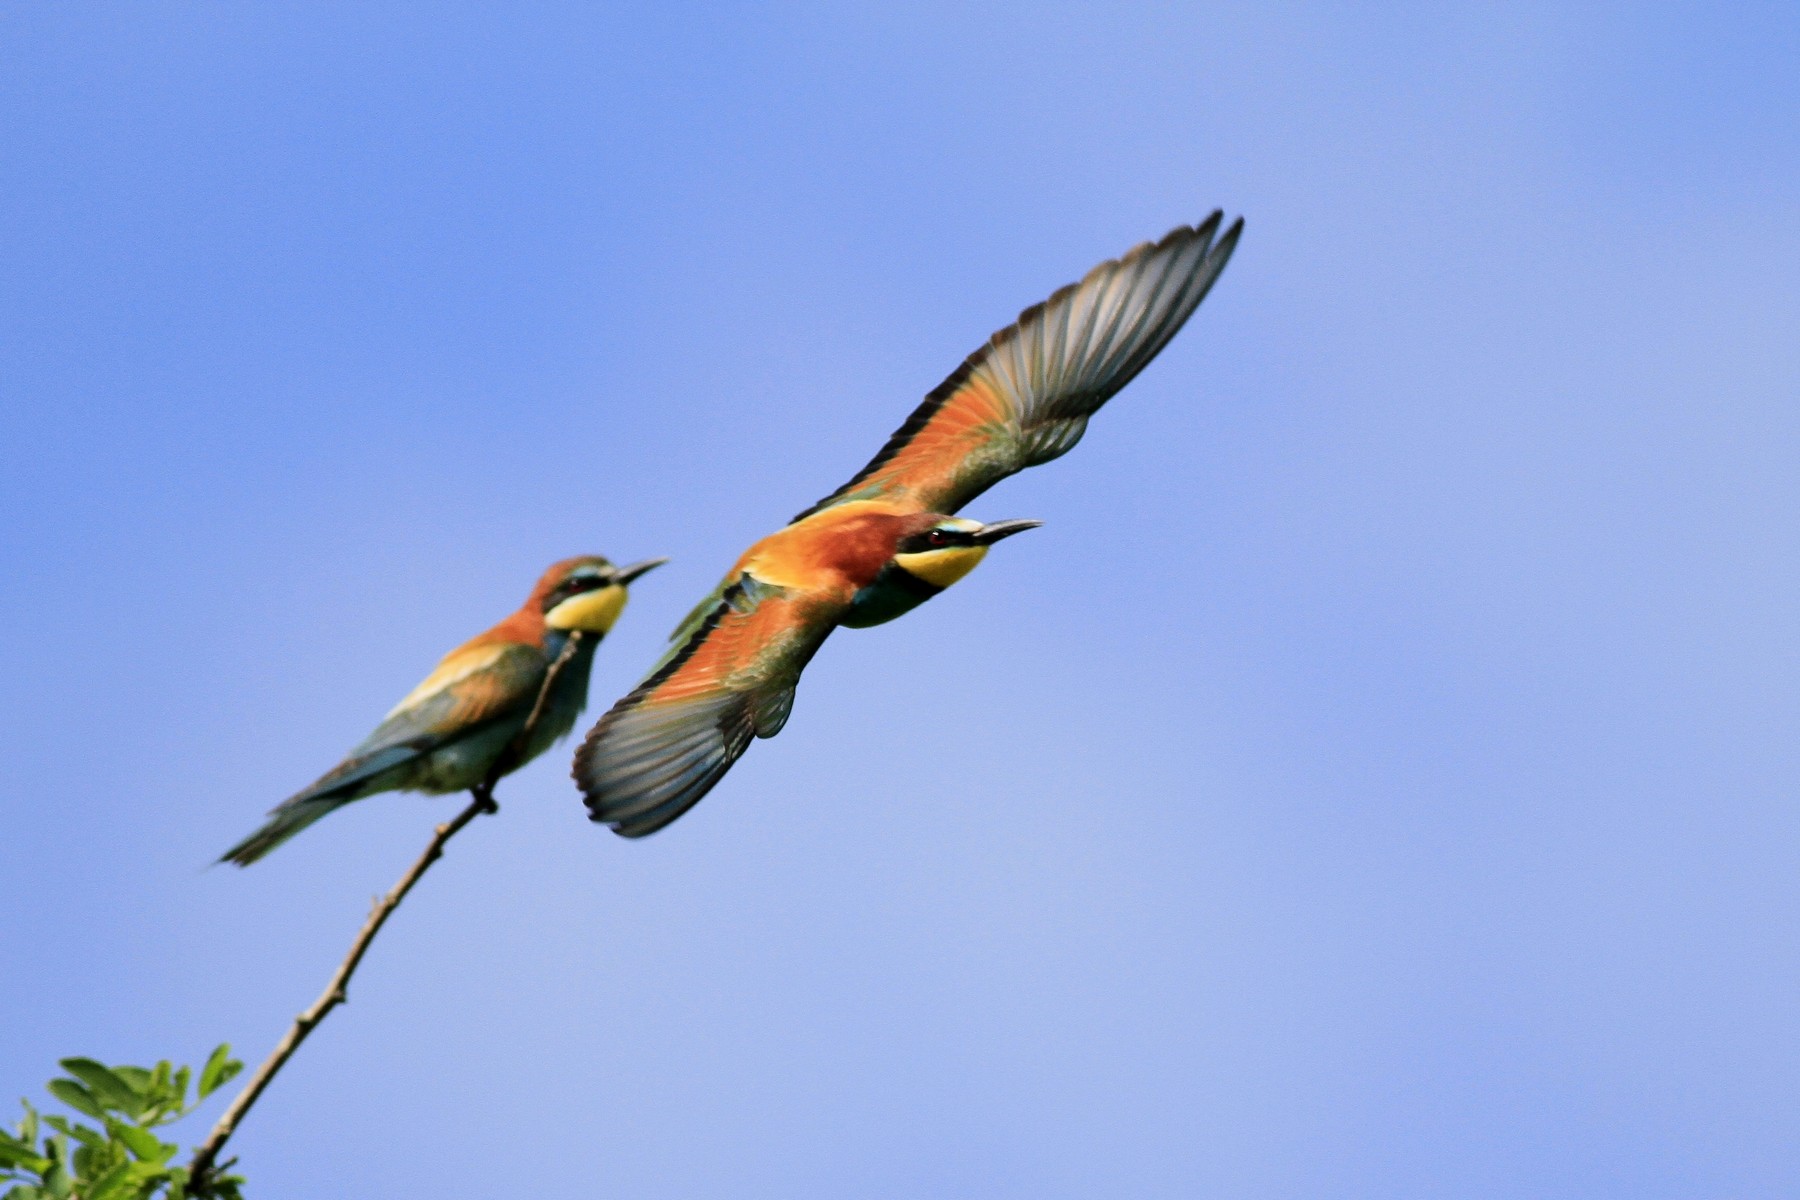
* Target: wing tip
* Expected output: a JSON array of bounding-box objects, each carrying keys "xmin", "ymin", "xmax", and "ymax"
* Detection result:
[
  {"xmin": 571, "ymin": 725, "xmax": 599, "ymax": 794},
  {"xmin": 573, "ymin": 739, "xmax": 635, "ymax": 833},
  {"xmin": 573, "ymin": 684, "xmax": 755, "ymax": 839},
  {"xmin": 789, "ymin": 210, "xmax": 1245, "ymax": 521},
  {"xmin": 1017, "ymin": 208, "xmax": 1240, "ymax": 334},
  {"xmin": 1210, "ymin": 213, "xmax": 1245, "ymax": 266},
  {"xmin": 1141, "ymin": 210, "xmax": 1243, "ymax": 269},
  {"xmin": 1161, "ymin": 209, "xmax": 1224, "ymax": 251}
]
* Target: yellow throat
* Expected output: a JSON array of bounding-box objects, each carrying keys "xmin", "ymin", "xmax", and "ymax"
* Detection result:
[
  {"xmin": 545, "ymin": 584, "xmax": 628, "ymax": 633},
  {"xmin": 893, "ymin": 544, "xmax": 988, "ymax": 589}
]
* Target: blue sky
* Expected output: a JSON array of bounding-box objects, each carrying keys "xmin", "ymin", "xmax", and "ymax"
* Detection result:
[{"xmin": 4, "ymin": 4, "xmax": 1798, "ymax": 1196}]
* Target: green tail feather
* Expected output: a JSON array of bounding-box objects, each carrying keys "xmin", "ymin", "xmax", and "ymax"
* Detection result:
[{"xmin": 218, "ymin": 795, "xmax": 346, "ymax": 867}]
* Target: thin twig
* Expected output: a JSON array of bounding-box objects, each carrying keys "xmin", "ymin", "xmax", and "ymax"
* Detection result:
[{"xmin": 188, "ymin": 632, "xmax": 586, "ymax": 1193}]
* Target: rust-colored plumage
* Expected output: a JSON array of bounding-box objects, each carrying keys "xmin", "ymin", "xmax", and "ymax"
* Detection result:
[
  {"xmin": 222, "ymin": 554, "xmax": 665, "ymax": 865},
  {"xmin": 576, "ymin": 214, "xmax": 1243, "ymax": 837}
]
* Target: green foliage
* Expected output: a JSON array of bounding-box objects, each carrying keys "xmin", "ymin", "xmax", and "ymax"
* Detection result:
[{"xmin": 1, "ymin": 1049, "xmax": 245, "ymax": 1200}]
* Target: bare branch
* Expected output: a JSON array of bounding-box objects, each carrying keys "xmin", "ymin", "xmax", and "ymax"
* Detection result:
[{"xmin": 187, "ymin": 632, "xmax": 587, "ymax": 1193}]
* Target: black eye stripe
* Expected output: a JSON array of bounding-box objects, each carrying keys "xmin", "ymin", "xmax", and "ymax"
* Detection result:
[
  {"xmin": 900, "ymin": 529, "xmax": 975, "ymax": 553},
  {"xmin": 545, "ymin": 575, "xmax": 609, "ymax": 611}
]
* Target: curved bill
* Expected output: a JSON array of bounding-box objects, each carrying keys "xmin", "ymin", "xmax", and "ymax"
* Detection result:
[
  {"xmin": 971, "ymin": 519, "xmax": 1044, "ymax": 545},
  {"xmin": 611, "ymin": 557, "xmax": 671, "ymax": 585}
]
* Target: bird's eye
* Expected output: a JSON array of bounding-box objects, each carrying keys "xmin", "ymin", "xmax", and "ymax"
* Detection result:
[{"xmin": 927, "ymin": 529, "xmax": 951, "ymax": 547}]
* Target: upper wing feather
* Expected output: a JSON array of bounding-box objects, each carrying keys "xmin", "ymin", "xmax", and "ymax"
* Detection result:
[
  {"xmin": 268, "ymin": 640, "xmax": 544, "ymax": 811},
  {"xmin": 578, "ymin": 215, "xmax": 1243, "ymax": 837},
  {"xmin": 574, "ymin": 574, "xmax": 843, "ymax": 838},
  {"xmin": 795, "ymin": 213, "xmax": 1242, "ymax": 521},
  {"xmin": 350, "ymin": 641, "xmax": 544, "ymax": 760}
]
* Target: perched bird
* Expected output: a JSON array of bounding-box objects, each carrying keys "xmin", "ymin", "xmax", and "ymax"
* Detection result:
[
  {"xmin": 575, "ymin": 213, "xmax": 1242, "ymax": 837},
  {"xmin": 222, "ymin": 555, "xmax": 666, "ymax": 865}
]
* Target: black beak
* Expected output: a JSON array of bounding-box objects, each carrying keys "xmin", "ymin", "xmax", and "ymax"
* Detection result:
[
  {"xmin": 611, "ymin": 557, "xmax": 670, "ymax": 585},
  {"xmin": 971, "ymin": 519, "xmax": 1044, "ymax": 545}
]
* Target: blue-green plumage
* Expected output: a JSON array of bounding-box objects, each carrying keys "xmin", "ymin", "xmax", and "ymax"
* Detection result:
[
  {"xmin": 842, "ymin": 565, "xmax": 944, "ymax": 628},
  {"xmin": 221, "ymin": 555, "xmax": 663, "ymax": 866}
]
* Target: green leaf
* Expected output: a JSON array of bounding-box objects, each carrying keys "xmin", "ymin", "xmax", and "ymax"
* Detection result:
[
  {"xmin": 108, "ymin": 1123, "xmax": 159, "ymax": 1165},
  {"xmin": 147, "ymin": 1063, "xmax": 173, "ymax": 1112},
  {"xmin": 196, "ymin": 1048, "xmax": 239, "ymax": 1100},
  {"xmin": 38, "ymin": 1157, "xmax": 68, "ymax": 1200},
  {"xmin": 122, "ymin": 1159, "xmax": 170, "ymax": 1187},
  {"xmin": 40, "ymin": 1122, "xmax": 98, "ymax": 1153},
  {"xmin": 169, "ymin": 1067, "xmax": 191, "ymax": 1115},
  {"xmin": 55, "ymin": 1063, "xmax": 139, "ymax": 1120},
  {"xmin": 110, "ymin": 1068, "xmax": 152, "ymax": 1097},
  {"xmin": 83, "ymin": 1160, "xmax": 134, "ymax": 1200},
  {"xmin": 41, "ymin": 1084, "xmax": 99, "ymax": 1122},
  {"xmin": 18, "ymin": 1102, "xmax": 38, "ymax": 1147},
  {"xmin": 0, "ymin": 1148, "xmax": 36, "ymax": 1172},
  {"xmin": 3, "ymin": 1185, "xmax": 45, "ymax": 1200},
  {"xmin": 0, "ymin": 1140, "xmax": 47, "ymax": 1174},
  {"xmin": 129, "ymin": 1066, "xmax": 167, "ymax": 1126}
]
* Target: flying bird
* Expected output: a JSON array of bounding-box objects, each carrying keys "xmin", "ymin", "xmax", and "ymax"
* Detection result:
[
  {"xmin": 222, "ymin": 555, "xmax": 666, "ymax": 865},
  {"xmin": 575, "ymin": 213, "xmax": 1242, "ymax": 837}
]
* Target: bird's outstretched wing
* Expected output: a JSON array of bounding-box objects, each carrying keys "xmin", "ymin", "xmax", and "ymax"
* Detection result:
[
  {"xmin": 795, "ymin": 213, "xmax": 1241, "ymax": 522},
  {"xmin": 575, "ymin": 573, "xmax": 843, "ymax": 838}
]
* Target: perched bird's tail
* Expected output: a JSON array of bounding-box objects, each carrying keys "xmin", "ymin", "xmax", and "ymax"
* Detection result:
[
  {"xmin": 218, "ymin": 792, "xmax": 350, "ymax": 866},
  {"xmin": 219, "ymin": 743, "xmax": 419, "ymax": 866}
]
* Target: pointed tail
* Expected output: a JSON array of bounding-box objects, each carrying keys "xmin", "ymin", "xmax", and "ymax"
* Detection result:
[
  {"xmin": 218, "ymin": 793, "xmax": 350, "ymax": 866},
  {"xmin": 220, "ymin": 743, "xmax": 425, "ymax": 866}
]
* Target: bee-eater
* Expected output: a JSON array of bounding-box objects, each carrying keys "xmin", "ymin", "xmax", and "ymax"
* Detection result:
[
  {"xmin": 223, "ymin": 555, "xmax": 667, "ymax": 865},
  {"xmin": 574, "ymin": 213, "xmax": 1241, "ymax": 837}
]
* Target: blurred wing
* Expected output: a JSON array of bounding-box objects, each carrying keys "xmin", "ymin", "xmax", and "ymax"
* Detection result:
[
  {"xmin": 574, "ymin": 574, "xmax": 840, "ymax": 838},
  {"xmin": 347, "ymin": 640, "xmax": 545, "ymax": 761},
  {"xmin": 796, "ymin": 214, "xmax": 1242, "ymax": 521}
]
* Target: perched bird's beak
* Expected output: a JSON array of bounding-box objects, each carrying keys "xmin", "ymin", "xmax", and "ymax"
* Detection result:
[
  {"xmin": 971, "ymin": 519, "xmax": 1043, "ymax": 545},
  {"xmin": 611, "ymin": 557, "xmax": 671, "ymax": 585}
]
